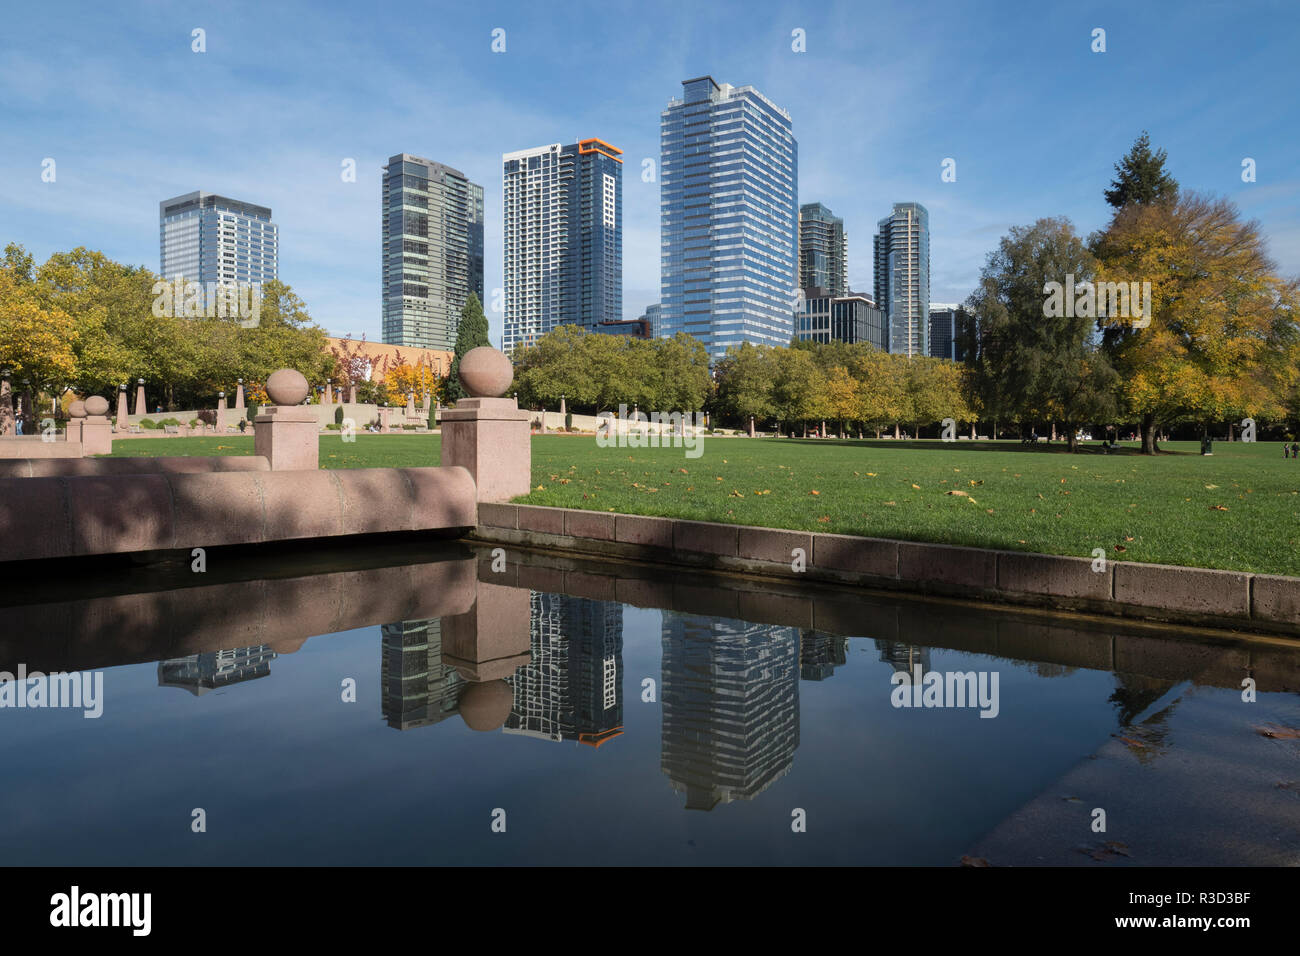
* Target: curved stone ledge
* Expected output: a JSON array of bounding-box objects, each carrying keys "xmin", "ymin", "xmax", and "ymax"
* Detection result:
[
  {"xmin": 0, "ymin": 465, "xmax": 476, "ymax": 562},
  {"xmin": 0, "ymin": 455, "xmax": 270, "ymax": 478},
  {"xmin": 471, "ymin": 503, "xmax": 1300, "ymax": 636}
]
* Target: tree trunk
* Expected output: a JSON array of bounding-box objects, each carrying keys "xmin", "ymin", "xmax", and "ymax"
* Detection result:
[
  {"xmin": 1140, "ymin": 413, "xmax": 1158, "ymax": 454},
  {"xmin": 1066, "ymin": 421, "xmax": 1078, "ymax": 453}
]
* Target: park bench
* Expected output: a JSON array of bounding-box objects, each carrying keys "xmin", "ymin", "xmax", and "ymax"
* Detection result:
[{"xmin": 164, "ymin": 425, "xmax": 179, "ymax": 435}]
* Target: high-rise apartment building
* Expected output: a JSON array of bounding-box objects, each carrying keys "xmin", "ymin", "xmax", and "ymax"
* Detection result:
[
  {"xmin": 159, "ymin": 191, "xmax": 278, "ymax": 285},
  {"xmin": 799, "ymin": 202, "xmax": 847, "ymax": 296},
  {"xmin": 502, "ymin": 139, "xmax": 623, "ymax": 354},
  {"xmin": 873, "ymin": 202, "xmax": 930, "ymax": 357},
  {"xmin": 659, "ymin": 76, "xmax": 797, "ymax": 361},
  {"xmin": 381, "ymin": 154, "xmax": 484, "ymax": 352}
]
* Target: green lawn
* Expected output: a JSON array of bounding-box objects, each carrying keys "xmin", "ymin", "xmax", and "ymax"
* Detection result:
[{"xmin": 109, "ymin": 434, "xmax": 1300, "ymax": 575}]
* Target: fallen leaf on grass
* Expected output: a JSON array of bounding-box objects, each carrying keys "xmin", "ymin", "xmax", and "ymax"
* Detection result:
[
  {"xmin": 817, "ymin": 516, "xmax": 831, "ymax": 523},
  {"xmin": 1210, "ymin": 504, "xmax": 1229, "ymax": 511},
  {"xmin": 911, "ymin": 483, "xmax": 921, "ymax": 489},
  {"xmin": 946, "ymin": 489, "xmax": 970, "ymax": 497},
  {"xmin": 809, "ymin": 489, "xmax": 820, "ymax": 496}
]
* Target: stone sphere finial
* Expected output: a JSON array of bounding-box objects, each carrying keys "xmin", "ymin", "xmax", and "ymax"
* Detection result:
[
  {"xmin": 84, "ymin": 396, "xmax": 109, "ymax": 417},
  {"xmin": 265, "ymin": 369, "xmax": 309, "ymax": 406},
  {"xmin": 69, "ymin": 400, "xmax": 87, "ymax": 419},
  {"xmin": 458, "ymin": 679, "xmax": 515, "ymax": 731},
  {"xmin": 458, "ymin": 347, "xmax": 514, "ymax": 398}
]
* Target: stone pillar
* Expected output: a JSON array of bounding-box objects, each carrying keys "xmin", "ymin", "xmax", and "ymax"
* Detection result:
[
  {"xmin": 81, "ymin": 396, "xmax": 113, "ymax": 456},
  {"xmin": 405, "ymin": 392, "xmax": 416, "ymax": 419},
  {"xmin": 559, "ymin": 396, "xmax": 566, "ymax": 417},
  {"xmin": 324, "ymin": 383, "xmax": 333, "ymax": 405},
  {"xmin": 66, "ymin": 400, "xmax": 86, "ymax": 445},
  {"xmin": 378, "ymin": 407, "xmax": 391, "ymax": 433},
  {"xmin": 0, "ymin": 371, "xmax": 14, "ymax": 436},
  {"xmin": 441, "ymin": 346, "xmax": 530, "ymax": 503},
  {"xmin": 115, "ymin": 385, "xmax": 129, "ymax": 432},
  {"xmin": 443, "ymin": 580, "xmax": 531, "ymax": 731},
  {"xmin": 421, "ymin": 392, "xmax": 429, "ymax": 411},
  {"xmin": 134, "ymin": 379, "xmax": 146, "ymax": 416},
  {"xmin": 235, "ymin": 379, "xmax": 245, "ymax": 410},
  {"xmin": 348, "ymin": 384, "xmax": 357, "ymax": 404},
  {"xmin": 253, "ymin": 369, "xmax": 318, "ymax": 471},
  {"xmin": 748, "ymin": 416, "xmax": 755, "ymax": 438}
]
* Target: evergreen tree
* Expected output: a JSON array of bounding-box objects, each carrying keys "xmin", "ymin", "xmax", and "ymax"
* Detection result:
[
  {"xmin": 1104, "ymin": 132, "xmax": 1179, "ymax": 209},
  {"xmin": 446, "ymin": 293, "xmax": 490, "ymax": 401}
]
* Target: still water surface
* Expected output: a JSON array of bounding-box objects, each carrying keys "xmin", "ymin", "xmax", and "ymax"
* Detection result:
[{"xmin": 1, "ymin": 542, "xmax": 1297, "ymax": 865}]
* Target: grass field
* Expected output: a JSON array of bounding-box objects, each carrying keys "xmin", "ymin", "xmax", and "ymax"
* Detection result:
[{"xmin": 110, "ymin": 434, "xmax": 1300, "ymax": 575}]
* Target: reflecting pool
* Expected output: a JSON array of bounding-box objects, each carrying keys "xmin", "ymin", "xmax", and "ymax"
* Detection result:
[{"xmin": 1, "ymin": 541, "xmax": 1298, "ymax": 866}]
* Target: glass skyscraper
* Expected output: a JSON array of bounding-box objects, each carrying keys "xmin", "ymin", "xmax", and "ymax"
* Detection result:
[
  {"xmin": 873, "ymin": 202, "xmax": 930, "ymax": 357},
  {"xmin": 799, "ymin": 202, "xmax": 847, "ymax": 296},
  {"xmin": 502, "ymin": 139, "xmax": 623, "ymax": 354},
  {"xmin": 381, "ymin": 154, "xmax": 484, "ymax": 351},
  {"xmin": 159, "ymin": 191, "xmax": 278, "ymax": 285},
  {"xmin": 659, "ymin": 76, "xmax": 798, "ymax": 361}
]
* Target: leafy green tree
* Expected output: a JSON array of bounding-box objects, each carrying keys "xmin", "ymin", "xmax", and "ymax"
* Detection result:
[
  {"xmin": 714, "ymin": 342, "xmax": 776, "ymax": 426},
  {"xmin": 1104, "ymin": 131, "xmax": 1179, "ymax": 210},
  {"xmin": 965, "ymin": 218, "xmax": 1117, "ymax": 451},
  {"xmin": 447, "ymin": 293, "xmax": 490, "ymax": 401}
]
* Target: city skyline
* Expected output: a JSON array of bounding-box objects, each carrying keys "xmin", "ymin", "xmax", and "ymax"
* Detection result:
[{"xmin": 4, "ymin": 1, "xmax": 1297, "ymax": 350}]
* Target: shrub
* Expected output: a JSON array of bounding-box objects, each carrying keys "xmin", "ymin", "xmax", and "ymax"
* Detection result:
[
  {"xmin": 158, "ymin": 417, "xmax": 182, "ymax": 428},
  {"xmin": 402, "ymin": 424, "xmax": 417, "ymax": 430},
  {"xmin": 325, "ymin": 423, "xmax": 341, "ymax": 431},
  {"xmin": 565, "ymin": 412, "xmax": 573, "ymax": 430},
  {"xmin": 138, "ymin": 418, "xmax": 157, "ymax": 429},
  {"xmin": 334, "ymin": 405, "xmax": 344, "ymax": 425},
  {"xmin": 189, "ymin": 418, "xmax": 201, "ymax": 427},
  {"xmin": 196, "ymin": 409, "xmax": 217, "ymax": 426}
]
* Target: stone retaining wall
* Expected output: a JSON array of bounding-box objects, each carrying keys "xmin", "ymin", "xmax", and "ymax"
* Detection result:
[
  {"xmin": 0, "ymin": 466, "xmax": 476, "ymax": 563},
  {"xmin": 471, "ymin": 503, "xmax": 1300, "ymax": 636}
]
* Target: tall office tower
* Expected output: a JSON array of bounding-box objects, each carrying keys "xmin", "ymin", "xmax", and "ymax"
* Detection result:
[
  {"xmin": 659, "ymin": 76, "xmax": 798, "ymax": 361},
  {"xmin": 797, "ymin": 291, "xmax": 886, "ymax": 349},
  {"xmin": 159, "ymin": 191, "xmax": 278, "ymax": 284},
  {"xmin": 873, "ymin": 202, "xmax": 930, "ymax": 357},
  {"xmin": 379, "ymin": 619, "xmax": 464, "ymax": 731},
  {"xmin": 799, "ymin": 202, "xmax": 847, "ymax": 296},
  {"xmin": 927, "ymin": 305, "xmax": 968, "ymax": 361},
  {"xmin": 505, "ymin": 593, "xmax": 624, "ymax": 747},
  {"xmin": 660, "ymin": 612, "xmax": 800, "ymax": 811},
  {"xmin": 502, "ymin": 139, "xmax": 623, "ymax": 354},
  {"xmin": 381, "ymin": 154, "xmax": 484, "ymax": 351}
]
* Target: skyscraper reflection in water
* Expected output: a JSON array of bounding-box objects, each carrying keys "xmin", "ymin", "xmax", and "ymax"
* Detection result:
[
  {"xmin": 505, "ymin": 592, "xmax": 625, "ymax": 747},
  {"xmin": 380, "ymin": 619, "xmax": 465, "ymax": 730},
  {"xmin": 660, "ymin": 613, "xmax": 800, "ymax": 811},
  {"xmin": 157, "ymin": 645, "xmax": 277, "ymax": 696}
]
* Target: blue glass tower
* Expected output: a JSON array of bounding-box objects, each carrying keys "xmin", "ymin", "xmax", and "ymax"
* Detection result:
[{"xmin": 659, "ymin": 77, "xmax": 798, "ymax": 361}]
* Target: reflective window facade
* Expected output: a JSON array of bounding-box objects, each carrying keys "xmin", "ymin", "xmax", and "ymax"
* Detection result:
[
  {"xmin": 382, "ymin": 154, "xmax": 484, "ymax": 352},
  {"xmin": 873, "ymin": 202, "xmax": 930, "ymax": 357},
  {"xmin": 797, "ymin": 293, "xmax": 885, "ymax": 349},
  {"xmin": 799, "ymin": 202, "xmax": 847, "ymax": 297},
  {"xmin": 928, "ymin": 306, "xmax": 969, "ymax": 361},
  {"xmin": 502, "ymin": 139, "xmax": 622, "ymax": 354},
  {"xmin": 660, "ymin": 76, "xmax": 797, "ymax": 362},
  {"xmin": 159, "ymin": 191, "xmax": 278, "ymax": 286}
]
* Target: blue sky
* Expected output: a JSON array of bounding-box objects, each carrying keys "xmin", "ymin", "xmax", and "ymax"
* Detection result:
[{"xmin": 2, "ymin": 0, "xmax": 1297, "ymax": 346}]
